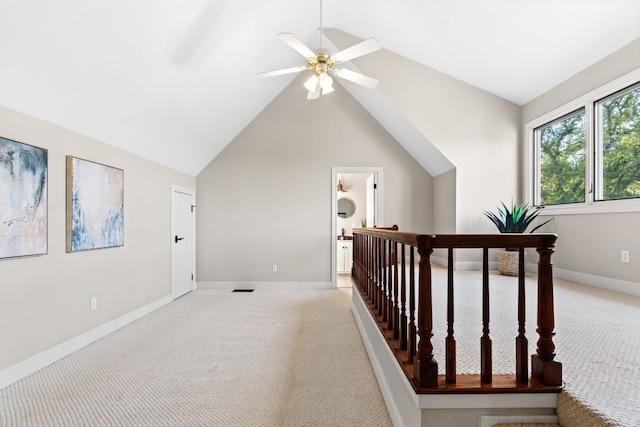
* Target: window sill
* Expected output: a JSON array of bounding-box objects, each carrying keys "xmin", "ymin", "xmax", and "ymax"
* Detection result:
[{"xmin": 538, "ymin": 199, "xmax": 640, "ymax": 216}]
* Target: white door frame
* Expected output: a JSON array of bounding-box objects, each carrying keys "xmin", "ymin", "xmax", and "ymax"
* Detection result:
[
  {"xmin": 171, "ymin": 184, "xmax": 196, "ymax": 298},
  {"xmin": 331, "ymin": 167, "xmax": 384, "ymax": 288}
]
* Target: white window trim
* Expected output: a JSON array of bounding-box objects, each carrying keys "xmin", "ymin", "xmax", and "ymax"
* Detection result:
[{"xmin": 524, "ymin": 67, "xmax": 640, "ymax": 215}]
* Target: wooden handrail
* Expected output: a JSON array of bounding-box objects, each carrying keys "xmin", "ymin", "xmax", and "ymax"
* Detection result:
[{"xmin": 351, "ymin": 228, "xmax": 563, "ymax": 393}]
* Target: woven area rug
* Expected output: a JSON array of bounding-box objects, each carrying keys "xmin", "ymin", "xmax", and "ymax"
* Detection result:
[{"xmin": 0, "ymin": 288, "xmax": 392, "ymax": 426}]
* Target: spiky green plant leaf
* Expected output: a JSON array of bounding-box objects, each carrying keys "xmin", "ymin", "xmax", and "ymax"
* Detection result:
[{"xmin": 483, "ymin": 201, "xmax": 552, "ymax": 233}]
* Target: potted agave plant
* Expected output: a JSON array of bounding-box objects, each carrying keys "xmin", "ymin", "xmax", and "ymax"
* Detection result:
[{"xmin": 484, "ymin": 201, "xmax": 552, "ymax": 276}]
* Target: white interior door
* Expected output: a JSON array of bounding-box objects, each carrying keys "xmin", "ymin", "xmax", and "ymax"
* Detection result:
[{"xmin": 171, "ymin": 186, "xmax": 194, "ymax": 299}]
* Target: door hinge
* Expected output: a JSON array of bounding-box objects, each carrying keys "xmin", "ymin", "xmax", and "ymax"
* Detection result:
[
  {"xmin": 191, "ymin": 273, "xmax": 194, "ymax": 281},
  {"xmin": 373, "ymin": 183, "xmax": 377, "ymax": 189},
  {"xmin": 191, "ymin": 205, "xmax": 196, "ymax": 213}
]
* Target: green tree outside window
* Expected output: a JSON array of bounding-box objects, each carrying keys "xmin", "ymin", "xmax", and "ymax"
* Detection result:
[
  {"xmin": 599, "ymin": 86, "xmax": 640, "ymax": 200},
  {"xmin": 538, "ymin": 110, "xmax": 586, "ymax": 205}
]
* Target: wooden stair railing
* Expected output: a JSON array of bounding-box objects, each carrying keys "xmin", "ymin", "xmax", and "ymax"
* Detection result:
[{"xmin": 352, "ymin": 228, "xmax": 563, "ymax": 393}]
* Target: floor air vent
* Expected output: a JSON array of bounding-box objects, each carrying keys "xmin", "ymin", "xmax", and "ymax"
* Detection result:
[{"xmin": 232, "ymin": 289, "xmax": 255, "ymax": 293}]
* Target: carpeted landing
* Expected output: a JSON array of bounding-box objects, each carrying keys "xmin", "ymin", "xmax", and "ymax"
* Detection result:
[{"xmin": 0, "ymin": 288, "xmax": 392, "ymax": 426}]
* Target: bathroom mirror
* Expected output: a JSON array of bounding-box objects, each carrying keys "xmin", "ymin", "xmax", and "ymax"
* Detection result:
[{"xmin": 337, "ymin": 198, "xmax": 356, "ymax": 218}]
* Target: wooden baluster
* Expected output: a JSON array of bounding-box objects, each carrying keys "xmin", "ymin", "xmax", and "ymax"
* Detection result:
[
  {"xmin": 357, "ymin": 234, "xmax": 361, "ymax": 286},
  {"xmin": 358, "ymin": 234, "xmax": 364, "ymax": 291},
  {"xmin": 373, "ymin": 237, "xmax": 379, "ymax": 309},
  {"xmin": 400, "ymin": 244, "xmax": 408, "ymax": 350},
  {"xmin": 386, "ymin": 240, "xmax": 394, "ymax": 328},
  {"xmin": 446, "ymin": 247, "xmax": 456, "ymax": 384},
  {"xmin": 377, "ymin": 237, "xmax": 384, "ymax": 316},
  {"xmin": 360, "ymin": 235, "xmax": 365, "ymax": 290},
  {"xmin": 370, "ymin": 235, "xmax": 375, "ymax": 301},
  {"xmin": 532, "ymin": 245, "xmax": 563, "ymax": 386},
  {"xmin": 364, "ymin": 235, "xmax": 369, "ymax": 295},
  {"xmin": 382, "ymin": 239, "xmax": 389, "ymax": 323},
  {"xmin": 352, "ymin": 234, "xmax": 358, "ymax": 287},
  {"xmin": 393, "ymin": 242, "xmax": 400, "ymax": 340},
  {"xmin": 380, "ymin": 239, "xmax": 385, "ymax": 317},
  {"xmin": 360, "ymin": 234, "xmax": 365, "ymax": 292},
  {"xmin": 414, "ymin": 241, "xmax": 438, "ymax": 388},
  {"xmin": 408, "ymin": 246, "xmax": 417, "ymax": 364},
  {"xmin": 516, "ymin": 247, "xmax": 528, "ymax": 384},
  {"xmin": 481, "ymin": 247, "xmax": 492, "ymax": 384},
  {"xmin": 367, "ymin": 235, "xmax": 373, "ymax": 300},
  {"xmin": 388, "ymin": 240, "xmax": 395, "ymax": 331},
  {"xmin": 371, "ymin": 237, "xmax": 376, "ymax": 307},
  {"xmin": 363, "ymin": 235, "xmax": 368, "ymax": 297},
  {"xmin": 373, "ymin": 237, "xmax": 378, "ymax": 313}
]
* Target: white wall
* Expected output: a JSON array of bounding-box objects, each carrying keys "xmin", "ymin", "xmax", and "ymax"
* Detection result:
[
  {"xmin": 521, "ymin": 38, "xmax": 640, "ymax": 288},
  {"xmin": 196, "ymin": 75, "xmax": 433, "ymax": 283},
  {"xmin": 0, "ymin": 105, "xmax": 195, "ymax": 372}
]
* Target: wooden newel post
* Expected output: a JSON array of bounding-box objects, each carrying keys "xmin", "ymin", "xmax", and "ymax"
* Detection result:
[
  {"xmin": 532, "ymin": 245, "xmax": 563, "ymax": 386},
  {"xmin": 414, "ymin": 238, "xmax": 439, "ymax": 388}
]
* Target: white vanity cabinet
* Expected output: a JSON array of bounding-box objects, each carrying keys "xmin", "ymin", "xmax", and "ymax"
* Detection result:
[{"xmin": 337, "ymin": 239, "xmax": 353, "ymax": 273}]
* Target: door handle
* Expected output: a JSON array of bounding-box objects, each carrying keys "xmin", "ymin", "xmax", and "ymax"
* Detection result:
[{"xmin": 175, "ymin": 235, "xmax": 184, "ymax": 243}]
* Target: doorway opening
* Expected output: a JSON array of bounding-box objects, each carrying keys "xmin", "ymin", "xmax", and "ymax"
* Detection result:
[{"xmin": 331, "ymin": 167, "xmax": 383, "ymax": 288}]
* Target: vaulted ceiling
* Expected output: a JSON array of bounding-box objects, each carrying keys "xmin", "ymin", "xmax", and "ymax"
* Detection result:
[{"xmin": 1, "ymin": 0, "xmax": 639, "ymax": 176}]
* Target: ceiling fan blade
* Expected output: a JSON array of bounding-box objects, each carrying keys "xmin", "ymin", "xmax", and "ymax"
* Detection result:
[
  {"xmin": 333, "ymin": 68, "xmax": 379, "ymax": 88},
  {"xmin": 333, "ymin": 38, "xmax": 382, "ymax": 63},
  {"xmin": 277, "ymin": 33, "xmax": 317, "ymax": 59},
  {"xmin": 256, "ymin": 66, "xmax": 305, "ymax": 78}
]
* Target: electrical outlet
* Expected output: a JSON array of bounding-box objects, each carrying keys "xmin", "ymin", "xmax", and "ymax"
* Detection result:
[
  {"xmin": 621, "ymin": 250, "xmax": 630, "ymax": 264},
  {"xmin": 272, "ymin": 264, "xmax": 278, "ymax": 273},
  {"xmin": 90, "ymin": 297, "xmax": 98, "ymax": 311}
]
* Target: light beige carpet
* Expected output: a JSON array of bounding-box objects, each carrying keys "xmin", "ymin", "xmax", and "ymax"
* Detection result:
[
  {"xmin": 0, "ymin": 288, "xmax": 392, "ymax": 426},
  {"xmin": 2, "ymin": 271, "xmax": 639, "ymax": 427}
]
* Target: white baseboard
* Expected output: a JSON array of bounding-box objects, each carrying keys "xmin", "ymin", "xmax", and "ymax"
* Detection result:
[
  {"xmin": 550, "ymin": 267, "xmax": 640, "ymax": 297},
  {"xmin": 437, "ymin": 257, "xmax": 640, "ymax": 297},
  {"xmin": 0, "ymin": 294, "xmax": 174, "ymax": 390},
  {"xmin": 197, "ymin": 281, "xmax": 333, "ymax": 290}
]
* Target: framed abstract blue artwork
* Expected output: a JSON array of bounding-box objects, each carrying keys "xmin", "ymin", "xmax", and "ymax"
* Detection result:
[
  {"xmin": 0, "ymin": 137, "xmax": 48, "ymax": 259},
  {"xmin": 66, "ymin": 156, "xmax": 124, "ymax": 252}
]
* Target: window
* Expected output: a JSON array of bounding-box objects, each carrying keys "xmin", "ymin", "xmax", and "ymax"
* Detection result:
[
  {"xmin": 536, "ymin": 109, "xmax": 585, "ymax": 205},
  {"xmin": 595, "ymin": 82, "xmax": 640, "ymax": 201},
  {"xmin": 526, "ymin": 69, "xmax": 640, "ymax": 214}
]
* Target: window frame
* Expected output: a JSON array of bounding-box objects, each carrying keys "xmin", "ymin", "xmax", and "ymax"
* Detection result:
[
  {"xmin": 594, "ymin": 80, "xmax": 640, "ymax": 202},
  {"xmin": 524, "ymin": 67, "xmax": 640, "ymax": 215},
  {"xmin": 533, "ymin": 107, "xmax": 587, "ymax": 207}
]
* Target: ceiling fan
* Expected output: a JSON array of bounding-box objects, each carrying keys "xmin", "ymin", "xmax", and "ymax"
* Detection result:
[{"xmin": 257, "ymin": 1, "xmax": 382, "ymax": 100}]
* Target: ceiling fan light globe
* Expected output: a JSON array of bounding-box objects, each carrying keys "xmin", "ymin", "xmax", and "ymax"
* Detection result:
[
  {"xmin": 319, "ymin": 74, "xmax": 334, "ymax": 93},
  {"xmin": 304, "ymin": 74, "xmax": 319, "ymax": 92},
  {"xmin": 307, "ymin": 88, "xmax": 321, "ymax": 100},
  {"xmin": 322, "ymin": 85, "xmax": 335, "ymax": 95}
]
